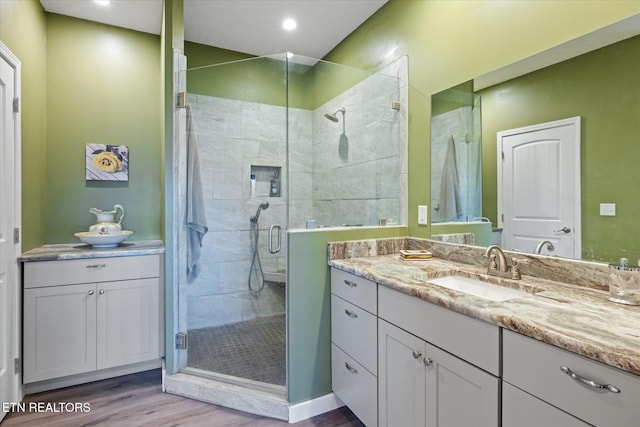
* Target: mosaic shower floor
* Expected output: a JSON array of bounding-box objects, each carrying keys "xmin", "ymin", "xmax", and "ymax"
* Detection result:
[{"xmin": 187, "ymin": 314, "xmax": 286, "ymax": 386}]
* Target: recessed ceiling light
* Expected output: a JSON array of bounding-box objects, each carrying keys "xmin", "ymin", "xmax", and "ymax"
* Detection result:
[
  {"xmin": 282, "ymin": 18, "xmax": 297, "ymax": 31},
  {"xmin": 95, "ymin": 0, "xmax": 110, "ymax": 6}
]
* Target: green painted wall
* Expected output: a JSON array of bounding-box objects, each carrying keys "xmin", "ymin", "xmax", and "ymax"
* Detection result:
[
  {"xmin": 45, "ymin": 14, "xmax": 162, "ymax": 243},
  {"xmin": 0, "ymin": 0, "xmax": 47, "ymax": 251},
  {"xmin": 322, "ymin": 0, "xmax": 640, "ymax": 241},
  {"xmin": 287, "ymin": 227, "xmax": 408, "ymax": 404},
  {"xmin": 479, "ymin": 35, "xmax": 640, "ymax": 263}
]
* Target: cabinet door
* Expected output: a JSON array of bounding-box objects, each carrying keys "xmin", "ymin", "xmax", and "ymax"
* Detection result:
[
  {"xmin": 379, "ymin": 319, "xmax": 426, "ymax": 427},
  {"xmin": 96, "ymin": 278, "xmax": 161, "ymax": 369},
  {"xmin": 503, "ymin": 382, "xmax": 589, "ymax": 427},
  {"xmin": 23, "ymin": 283, "xmax": 97, "ymax": 383},
  {"xmin": 424, "ymin": 341, "xmax": 499, "ymax": 427}
]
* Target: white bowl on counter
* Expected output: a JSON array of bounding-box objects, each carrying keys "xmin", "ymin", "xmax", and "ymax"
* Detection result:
[{"xmin": 74, "ymin": 230, "xmax": 134, "ymax": 248}]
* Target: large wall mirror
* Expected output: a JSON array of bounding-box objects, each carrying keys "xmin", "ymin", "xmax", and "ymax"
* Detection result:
[{"xmin": 430, "ymin": 15, "xmax": 640, "ymax": 264}]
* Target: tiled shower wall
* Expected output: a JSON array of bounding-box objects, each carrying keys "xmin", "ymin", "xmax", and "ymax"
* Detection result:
[
  {"xmin": 185, "ymin": 56, "xmax": 407, "ymax": 330},
  {"xmin": 311, "ymin": 57, "xmax": 408, "ymax": 227},
  {"xmin": 185, "ymin": 95, "xmax": 301, "ymax": 329}
]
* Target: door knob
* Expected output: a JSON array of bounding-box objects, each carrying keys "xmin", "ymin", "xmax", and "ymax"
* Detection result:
[{"xmin": 554, "ymin": 226, "xmax": 571, "ymax": 233}]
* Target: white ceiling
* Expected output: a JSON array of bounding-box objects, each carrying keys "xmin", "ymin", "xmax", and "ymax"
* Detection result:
[{"xmin": 39, "ymin": 0, "xmax": 387, "ymax": 60}]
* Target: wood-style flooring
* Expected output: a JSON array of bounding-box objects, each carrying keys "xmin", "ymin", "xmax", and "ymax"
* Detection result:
[{"xmin": 1, "ymin": 369, "xmax": 364, "ymax": 427}]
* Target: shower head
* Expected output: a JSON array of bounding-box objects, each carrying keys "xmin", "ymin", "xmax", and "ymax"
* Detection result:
[
  {"xmin": 324, "ymin": 108, "xmax": 346, "ymax": 122},
  {"xmin": 250, "ymin": 202, "xmax": 270, "ymax": 223}
]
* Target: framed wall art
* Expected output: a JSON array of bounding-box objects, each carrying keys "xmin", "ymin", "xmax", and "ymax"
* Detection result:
[{"xmin": 86, "ymin": 144, "xmax": 129, "ymax": 181}]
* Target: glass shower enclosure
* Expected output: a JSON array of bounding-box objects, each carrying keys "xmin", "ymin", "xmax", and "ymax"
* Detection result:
[
  {"xmin": 172, "ymin": 52, "xmax": 407, "ymax": 401},
  {"xmin": 430, "ymin": 84, "xmax": 482, "ymax": 224}
]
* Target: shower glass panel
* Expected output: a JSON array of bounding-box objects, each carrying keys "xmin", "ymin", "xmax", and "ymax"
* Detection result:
[
  {"xmin": 177, "ymin": 52, "xmax": 406, "ymax": 393},
  {"xmin": 184, "ymin": 54, "xmax": 288, "ymax": 388},
  {"xmin": 430, "ymin": 84, "xmax": 482, "ymax": 223},
  {"xmin": 288, "ymin": 55, "xmax": 406, "ymax": 228}
]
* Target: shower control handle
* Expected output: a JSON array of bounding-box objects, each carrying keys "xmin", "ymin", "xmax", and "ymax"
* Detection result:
[{"xmin": 269, "ymin": 224, "xmax": 281, "ymax": 254}]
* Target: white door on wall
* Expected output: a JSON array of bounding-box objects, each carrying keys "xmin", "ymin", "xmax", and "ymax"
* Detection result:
[
  {"xmin": 498, "ymin": 117, "xmax": 581, "ymax": 258},
  {"xmin": 0, "ymin": 42, "xmax": 22, "ymax": 420}
]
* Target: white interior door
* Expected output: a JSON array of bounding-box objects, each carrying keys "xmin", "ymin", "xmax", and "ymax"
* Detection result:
[
  {"xmin": 0, "ymin": 42, "xmax": 22, "ymax": 419},
  {"xmin": 498, "ymin": 117, "xmax": 581, "ymax": 258}
]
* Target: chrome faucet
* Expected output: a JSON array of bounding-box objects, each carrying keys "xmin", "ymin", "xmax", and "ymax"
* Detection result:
[
  {"xmin": 483, "ymin": 245, "xmax": 521, "ymax": 279},
  {"xmin": 534, "ymin": 240, "xmax": 555, "ymax": 254}
]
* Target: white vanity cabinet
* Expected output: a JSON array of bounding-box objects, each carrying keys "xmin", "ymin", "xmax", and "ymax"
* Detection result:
[
  {"xmin": 378, "ymin": 319, "xmax": 499, "ymax": 427},
  {"xmin": 330, "ymin": 268, "xmax": 378, "ymax": 427},
  {"xmin": 503, "ymin": 329, "xmax": 640, "ymax": 427},
  {"xmin": 377, "ymin": 285, "xmax": 499, "ymax": 427},
  {"xmin": 23, "ymin": 254, "xmax": 163, "ymax": 385}
]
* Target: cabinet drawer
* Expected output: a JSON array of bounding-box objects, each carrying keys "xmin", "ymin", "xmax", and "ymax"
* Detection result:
[
  {"xmin": 503, "ymin": 382, "xmax": 588, "ymax": 427},
  {"xmin": 331, "ymin": 295, "xmax": 377, "ymax": 375},
  {"xmin": 24, "ymin": 255, "xmax": 160, "ymax": 288},
  {"xmin": 503, "ymin": 329, "xmax": 640, "ymax": 427},
  {"xmin": 332, "ymin": 344, "xmax": 377, "ymax": 427},
  {"xmin": 331, "ymin": 268, "xmax": 377, "ymax": 314},
  {"xmin": 378, "ymin": 285, "xmax": 499, "ymax": 375}
]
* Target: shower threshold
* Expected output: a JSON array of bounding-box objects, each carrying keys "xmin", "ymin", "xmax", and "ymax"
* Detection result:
[
  {"xmin": 165, "ymin": 368, "xmax": 288, "ymax": 420},
  {"xmin": 181, "ymin": 366, "xmax": 286, "ymax": 397}
]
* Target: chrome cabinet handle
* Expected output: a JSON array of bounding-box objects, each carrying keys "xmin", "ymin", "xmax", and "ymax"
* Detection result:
[
  {"xmin": 344, "ymin": 309, "xmax": 358, "ymax": 319},
  {"xmin": 345, "ymin": 362, "xmax": 358, "ymax": 374},
  {"xmin": 344, "ymin": 279, "xmax": 357, "ymax": 287},
  {"xmin": 99, "ymin": 289, "xmax": 105, "ymax": 295},
  {"xmin": 412, "ymin": 350, "xmax": 422, "ymax": 359},
  {"xmin": 559, "ymin": 366, "xmax": 620, "ymax": 393},
  {"xmin": 88, "ymin": 290, "xmax": 94, "ymax": 296},
  {"xmin": 268, "ymin": 224, "xmax": 281, "ymax": 254},
  {"xmin": 423, "ymin": 357, "xmax": 433, "ymax": 366},
  {"xmin": 554, "ymin": 226, "xmax": 571, "ymax": 234}
]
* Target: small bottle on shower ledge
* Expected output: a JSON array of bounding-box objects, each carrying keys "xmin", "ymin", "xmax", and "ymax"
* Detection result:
[
  {"xmin": 270, "ymin": 170, "xmax": 280, "ymax": 197},
  {"xmin": 250, "ymin": 174, "xmax": 256, "ymax": 198}
]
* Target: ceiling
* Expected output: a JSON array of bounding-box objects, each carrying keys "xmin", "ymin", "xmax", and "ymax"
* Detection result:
[{"xmin": 39, "ymin": 0, "xmax": 387, "ymax": 60}]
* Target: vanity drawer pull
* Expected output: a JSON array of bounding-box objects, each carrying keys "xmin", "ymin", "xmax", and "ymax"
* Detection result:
[
  {"xmin": 344, "ymin": 309, "xmax": 358, "ymax": 319},
  {"xmin": 559, "ymin": 366, "xmax": 621, "ymax": 393},
  {"xmin": 345, "ymin": 362, "xmax": 358, "ymax": 374},
  {"xmin": 344, "ymin": 279, "xmax": 357, "ymax": 287}
]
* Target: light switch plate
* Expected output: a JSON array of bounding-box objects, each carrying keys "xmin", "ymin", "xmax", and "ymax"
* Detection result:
[
  {"xmin": 600, "ymin": 203, "xmax": 616, "ymax": 216},
  {"xmin": 418, "ymin": 205, "xmax": 428, "ymax": 225}
]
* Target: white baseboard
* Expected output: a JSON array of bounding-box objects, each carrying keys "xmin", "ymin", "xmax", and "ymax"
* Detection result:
[{"xmin": 288, "ymin": 392, "xmax": 345, "ymax": 424}]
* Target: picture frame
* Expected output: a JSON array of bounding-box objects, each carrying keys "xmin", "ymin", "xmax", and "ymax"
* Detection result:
[{"xmin": 86, "ymin": 144, "xmax": 129, "ymax": 181}]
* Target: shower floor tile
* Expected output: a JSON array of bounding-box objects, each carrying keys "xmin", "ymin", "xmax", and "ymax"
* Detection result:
[{"xmin": 187, "ymin": 314, "xmax": 286, "ymax": 386}]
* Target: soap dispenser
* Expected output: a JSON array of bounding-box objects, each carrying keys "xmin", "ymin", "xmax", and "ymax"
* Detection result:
[{"xmin": 270, "ymin": 170, "xmax": 280, "ymax": 197}]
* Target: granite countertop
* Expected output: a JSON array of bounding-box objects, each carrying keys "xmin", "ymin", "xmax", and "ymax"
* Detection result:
[
  {"xmin": 19, "ymin": 240, "xmax": 165, "ymax": 262},
  {"xmin": 329, "ymin": 252, "xmax": 640, "ymax": 377}
]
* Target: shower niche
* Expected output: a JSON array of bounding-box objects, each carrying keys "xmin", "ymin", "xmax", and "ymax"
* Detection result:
[{"xmin": 250, "ymin": 165, "xmax": 281, "ymax": 198}]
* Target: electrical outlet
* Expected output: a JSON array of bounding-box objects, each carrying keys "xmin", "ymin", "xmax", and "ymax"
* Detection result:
[
  {"xmin": 418, "ymin": 205, "xmax": 428, "ymax": 225},
  {"xmin": 600, "ymin": 203, "xmax": 616, "ymax": 216}
]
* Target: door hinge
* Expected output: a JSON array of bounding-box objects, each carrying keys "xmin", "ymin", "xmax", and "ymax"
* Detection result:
[
  {"xmin": 175, "ymin": 332, "xmax": 188, "ymax": 350},
  {"xmin": 13, "ymin": 97, "xmax": 19, "ymax": 113},
  {"xmin": 14, "ymin": 357, "xmax": 21, "ymax": 374},
  {"xmin": 501, "ymin": 214, "xmax": 504, "ymax": 222},
  {"xmin": 14, "ymin": 227, "xmax": 20, "ymax": 244},
  {"xmin": 501, "ymin": 151, "xmax": 505, "ymax": 160},
  {"xmin": 176, "ymin": 92, "xmax": 186, "ymax": 109}
]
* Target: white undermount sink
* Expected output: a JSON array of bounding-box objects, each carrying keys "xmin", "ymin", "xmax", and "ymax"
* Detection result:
[{"xmin": 428, "ymin": 275, "xmax": 530, "ymax": 302}]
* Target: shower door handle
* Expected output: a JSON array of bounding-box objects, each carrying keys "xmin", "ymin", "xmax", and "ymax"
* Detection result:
[{"xmin": 269, "ymin": 224, "xmax": 281, "ymax": 254}]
